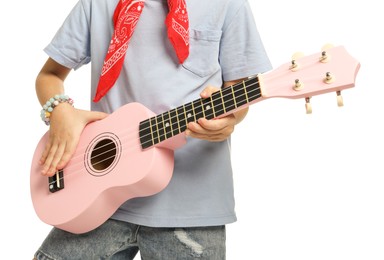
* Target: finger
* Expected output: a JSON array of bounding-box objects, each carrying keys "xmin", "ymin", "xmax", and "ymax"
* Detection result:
[
  {"xmin": 200, "ymin": 86, "xmax": 220, "ymax": 98},
  {"xmin": 56, "ymin": 136, "xmax": 79, "ymax": 170},
  {"xmin": 197, "ymin": 116, "xmax": 236, "ymax": 132},
  {"xmin": 187, "ymin": 121, "xmax": 207, "ymax": 134},
  {"xmin": 187, "ymin": 130, "xmax": 228, "ymax": 142},
  {"xmin": 187, "ymin": 121, "xmax": 227, "ymax": 138},
  {"xmin": 188, "ymin": 119, "xmax": 227, "ymax": 135},
  {"xmin": 82, "ymin": 110, "xmax": 108, "ymax": 124},
  {"xmin": 46, "ymin": 142, "xmax": 67, "ymax": 176},
  {"xmin": 197, "ymin": 118, "xmax": 224, "ymax": 131},
  {"xmin": 187, "ymin": 119, "xmax": 235, "ymax": 142},
  {"xmin": 39, "ymin": 138, "xmax": 53, "ymax": 165},
  {"xmin": 41, "ymin": 142, "xmax": 59, "ymax": 175}
]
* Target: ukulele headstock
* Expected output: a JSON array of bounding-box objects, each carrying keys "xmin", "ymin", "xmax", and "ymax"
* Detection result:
[{"xmin": 259, "ymin": 45, "xmax": 360, "ymax": 113}]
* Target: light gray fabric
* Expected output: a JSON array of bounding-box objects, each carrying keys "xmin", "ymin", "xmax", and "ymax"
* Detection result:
[{"xmin": 44, "ymin": 0, "xmax": 272, "ymax": 227}]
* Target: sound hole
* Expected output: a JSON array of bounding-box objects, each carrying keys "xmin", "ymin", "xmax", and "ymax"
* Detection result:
[{"xmin": 90, "ymin": 138, "xmax": 117, "ymax": 171}]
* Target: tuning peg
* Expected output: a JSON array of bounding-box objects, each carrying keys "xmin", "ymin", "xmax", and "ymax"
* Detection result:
[
  {"xmin": 321, "ymin": 43, "xmax": 335, "ymax": 51},
  {"xmin": 319, "ymin": 44, "xmax": 335, "ymax": 63},
  {"xmin": 293, "ymin": 79, "xmax": 303, "ymax": 91},
  {"xmin": 319, "ymin": 50, "xmax": 331, "ymax": 63},
  {"xmin": 291, "ymin": 52, "xmax": 305, "ymax": 60},
  {"xmin": 323, "ymin": 72, "xmax": 335, "ymax": 84},
  {"xmin": 336, "ymin": 91, "xmax": 344, "ymax": 107},
  {"xmin": 290, "ymin": 52, "xmax": 304, "ymax": 71},
  {"xmin": 290, "ymin": 59, "xmax": 299, "ymax": 71},
  {"xmin": 305, "ymin": 97, "xmax": 312, "ymax": 114}
]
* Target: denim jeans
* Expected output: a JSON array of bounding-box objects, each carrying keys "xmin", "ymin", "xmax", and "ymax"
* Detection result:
[{"xmin": 34, "ymin": 219, "xmax": 226, "ymax": 259}]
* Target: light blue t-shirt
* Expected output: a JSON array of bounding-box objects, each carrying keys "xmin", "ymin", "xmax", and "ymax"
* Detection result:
[{"xmin": 44, "ymin": 0, "xmax": 272, "ymax": 227}]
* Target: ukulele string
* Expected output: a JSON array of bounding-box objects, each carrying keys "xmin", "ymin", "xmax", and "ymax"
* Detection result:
[
  {"xmin": 76, "ymin": 55, "xmax": 320, "ymax": 168},
  {"xmin": 85, "ymin": 86, "xmax": 264, "ymax": 170},
  {"xmin": 132, "ymin": 79, "xmax": 264, "ymax": 148},
  {"xmin": 107, "ymin": 54, "xmax": 317, "ymax": 152},
  {"xmin": 48, "ymin": 80, "xmax": 263, "ymax": 184},
  {"xmin": 66, "ymin": 78, "xmax": 263, "ymax": 164}
]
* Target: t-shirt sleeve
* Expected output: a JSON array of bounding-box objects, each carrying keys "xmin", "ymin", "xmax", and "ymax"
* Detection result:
[
  {"xmin": 43, "ymin": 0, "xmax": 91, "ymax": 70},
  {"xmin": 219, "ymin": 0, "xmax": 272, "ymax": 81}
]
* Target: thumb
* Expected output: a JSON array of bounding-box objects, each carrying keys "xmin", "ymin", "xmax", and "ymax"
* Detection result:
[
  {"xmin": 80, "ymin": 110, "xmax": 109, "ymax": 124},
  {"xmin": 88, "ymin": 111, "xmax": 109, "ymax": 122},
  {"xmin": 200, "ymin": 85, "xmax": 220, "ymax": 98}
]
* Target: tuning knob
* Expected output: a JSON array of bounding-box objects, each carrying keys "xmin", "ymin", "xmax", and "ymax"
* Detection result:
[
  {"xmin": 292, "ymin": 51, "xmax": 305, "ymax": 60},
  {"xmin": 319, "ymin": 44, "xmax": 335, "ymax": 63},
  {"xmin": 290, "ymin": 59, "xmax": 299, "ymax": 71},
  {"xmin": 336, "ymin": 91, "xmax": 344, "ymax": 106},
  {"xmin": 321, "ymin": 43, "xmax": 335, "ymax": 51},
  {"xmin": 324, "ymin": 72, "xmax": 335, "ymax": 84},
  {"xmin": 291, "ymin": 52, "xmax": 305, "ymax": 60},
  {"xmin": 293, "ymin": 79, "xmax": 303, "ymax": 91},
  {"xmin": 319, "ymin": 50, "xmax": 330, "ymax": 63},
  {"xmin": 290, "ymin": 52, "xmax": 304, "ymax": 71},
  {"xmin": 305, "ymin": 97, "xmax": 312, "ymax": 114}
]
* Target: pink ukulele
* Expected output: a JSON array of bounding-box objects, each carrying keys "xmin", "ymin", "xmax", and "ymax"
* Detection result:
[{"xmin": 30, "ymin": 45, "xmax": 360, "ymax": 234}]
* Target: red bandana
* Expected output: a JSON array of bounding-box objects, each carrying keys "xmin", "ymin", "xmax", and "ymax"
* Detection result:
[{"xmin": 93, "ymin": 0, "xmax": 190, "ymax": 102}]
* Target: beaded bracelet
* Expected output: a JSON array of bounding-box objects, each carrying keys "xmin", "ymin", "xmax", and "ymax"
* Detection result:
[{"xmin": 40, "ymin": 94, "xmax": 74, "ymax": 125}]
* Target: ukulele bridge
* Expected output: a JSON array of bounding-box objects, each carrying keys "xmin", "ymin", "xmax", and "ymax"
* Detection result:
[{"xmin": 48, "ymin": 169, "xmax": 64, "ymax": 193}]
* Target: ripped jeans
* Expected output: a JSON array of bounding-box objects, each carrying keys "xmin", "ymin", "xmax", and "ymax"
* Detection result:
[{"xmin": 34, "ymin": 219, "xmax": 226, "ymax": 260}]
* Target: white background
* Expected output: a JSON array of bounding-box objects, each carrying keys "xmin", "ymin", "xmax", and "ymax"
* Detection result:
[{"xmin": 1, "ymin": 0, "xmax": 383, "ymax": 259}]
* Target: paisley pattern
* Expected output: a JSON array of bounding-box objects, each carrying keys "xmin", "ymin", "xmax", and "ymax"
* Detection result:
[
  {"xmin": 94, "ymin": 0, "xmax": 189, "ymax": 102},
  {"xmin": 166, "ymin": 0, "xmax": 189, "ymax": 48}
]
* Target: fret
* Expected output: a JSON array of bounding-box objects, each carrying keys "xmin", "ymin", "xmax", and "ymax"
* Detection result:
[
  {"xmin": 219, "ymin": 90, "xmax": 226, "ymax": 115},
  {"xmin": 243, "ymin": 81, "xmax": 249, "ymax": 103},
  {"xmin": 210, "ymin": 96, "xmax": 216, "ymax": 118},
  {"xmin": 184, "ymin": 102, "xmax": 195, "ymax": 124},
  {"xmin": 200, "ymin": 99, "xmax": 206, "ymax": 118},
  {"xmin": 231, "ymin": 86, "xmax": 238, "ymax": 109},
  {"xmin": 162, "ymin": 112, "xmax": 173, "ymax": 139},
  {"xmin": 167, "ymin": 110, "xmax": 174, "ymax": 137},
  {"xmin": 169, "ymin": 108, "xmax": 179, "ymax": 136},
  {"xmin": 193, "ymin": 99, "xmax": 204, "ymax": 120},
  {"xmin": 245, "ymin": 77, "xmax": 261, "ymax": 102},
  {"xmin": 202, "ymin": 97, "xmax": 215, "ymax": 120},
  {"xmin": 150, "ymin": 117, "xmax": 158, "ymax": 145},
  {"xmin": 139, "ymin": 119, "xmax": 153, "ymax": 149},
  {"xmin": 190, "ymin": 101, "xmax": 197, "ymax": 122},
  {"xmin": 154, "ymin": 115, "xmax": 160, "ymax": 144},
  {"xmin": 212, "ymin": 91, "xmax": 225, "ymax": 118},
  {"xmin": 148, "ymin": 118, "xmax": 154, "ymax": 146},
  {"xmin": 156, "ymin": 114, "xmax": 166, "ymax": 143},
  {"xmin": 222, "ymin": 87, "xmax": 236, "ymax": 112},
  {"xmin": 233, "ymin": 82, "xmax": 248, "ymax": 107},
  {"xmin": 177, "ymin": 106, "xmax": 187, "ymax": 133},
  {"xmin": 183, "ymin": 105, "xmax": 187, "ymax": 122}
]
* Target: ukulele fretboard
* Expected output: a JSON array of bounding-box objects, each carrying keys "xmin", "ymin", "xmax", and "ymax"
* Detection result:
[{"xmin": 139, "ymin": 76, "xmax": 261, "ymax": 149}]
